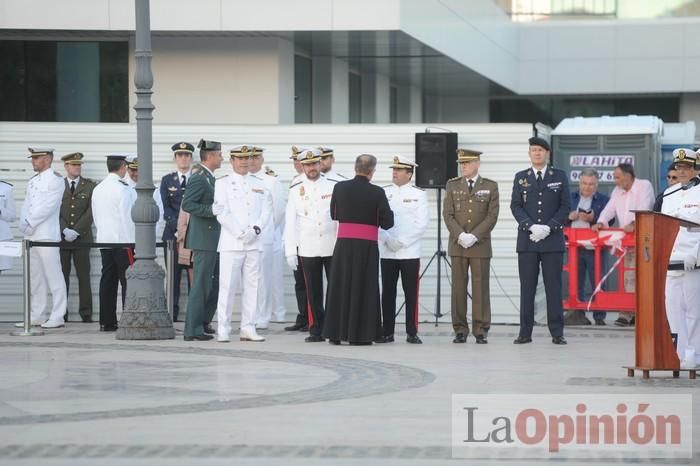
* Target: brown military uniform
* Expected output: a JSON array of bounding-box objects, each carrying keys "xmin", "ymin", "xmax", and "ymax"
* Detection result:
[
  {"xmin": 443, "ymin": 175, "xmax": 499, "ymax": 337},
  {"xmin": 60, "ymin": 176, "xmax": 97, "ymax": 321}
]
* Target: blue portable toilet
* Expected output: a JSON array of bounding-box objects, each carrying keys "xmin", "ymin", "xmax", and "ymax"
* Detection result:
[{"xmin": 659, "ymin": 122, "xmax": 697, "ymax": 191}]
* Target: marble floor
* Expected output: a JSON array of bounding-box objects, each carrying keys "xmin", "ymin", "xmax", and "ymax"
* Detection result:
[{"xmin": 0, "ymin": 321, "xmax": 697, "ymax": 465}]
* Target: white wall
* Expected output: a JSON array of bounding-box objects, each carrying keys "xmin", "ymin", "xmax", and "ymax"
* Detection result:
[
  {"xmin": 131, "ymin": 36, "xmax": 296, "ymax": 124},
  {"xmin": 519, "ymin": 19, "xmax": 700, "ymax": 94},
  {"xmin": 0, "ymin": 122, "xmax": 535, "ymax": 325}
]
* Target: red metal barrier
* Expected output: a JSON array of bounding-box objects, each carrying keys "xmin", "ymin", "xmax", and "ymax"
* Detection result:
[{"xmin": 562, "ymin": 227, "xmax": 636, "ymax": 312}]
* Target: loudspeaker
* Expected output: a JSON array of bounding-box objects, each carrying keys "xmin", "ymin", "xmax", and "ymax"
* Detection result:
[{"xmin": 414, "ymin": 132, "xmax": 458, "ymax": 188}]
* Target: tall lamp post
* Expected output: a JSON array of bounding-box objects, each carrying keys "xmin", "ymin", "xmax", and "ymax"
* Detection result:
[{"xmin": 117, "ymin": 0, "xmax": 174, "ymax": 339}]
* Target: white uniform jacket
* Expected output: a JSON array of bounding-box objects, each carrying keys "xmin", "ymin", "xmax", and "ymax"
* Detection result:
[
  {"xmin": 250, "ymin": 169, "xmax": 285, "ymax": 245},
  {"xmin": 665, "ymin": 184, "xmax": 700, "ymax": 267},
  {"xmin": 215, "ymin": 171, "xmax": 273, "ymax": 252},
  {"xmin": 284, "ymin": 176, "xmax": 338, "ymax": 258},
  {"xmin": 0, "ymin": 181, "xmax": 17, "ymax": 241},
  {"xmin": 92, "ymin": 173, "xmax": 137, "ymax": 245},
  {"xmin": 19, "ymin": 168, "xmax": 65, "ymax": 241},
  {"xmin": 379, "ymin": 183, "xmax": 429, "ymax": 260},
  {"xmin": 323, "ymin": 169, "xmax": 347, "ymax": 183}
]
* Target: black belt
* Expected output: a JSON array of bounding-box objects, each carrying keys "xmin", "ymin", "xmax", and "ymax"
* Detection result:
[{"xmin": 668, "ymin": 262, "xmax": 700, "ymax": 271}]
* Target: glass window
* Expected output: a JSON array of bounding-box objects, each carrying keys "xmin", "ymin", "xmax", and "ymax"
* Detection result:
[
  {"xmin": 294, "ymin": 54, "xmax": 312, "ymax": 124},
  {"xmin": 0, "ymin": 40, "xmax": 128, "ymax": 122},
  {"xmin": 390, "ymin": 85, "xmax": 398, "ymax": 123},
  {"xmin": 349, "ymin": 72, "xmax": 362, "ymax": 124}
]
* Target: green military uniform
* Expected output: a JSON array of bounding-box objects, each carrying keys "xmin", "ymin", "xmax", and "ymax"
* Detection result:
[
  {"xmin": 182, "ymin": 155, "xmax": 221, "ymax": 338},
  {"xmin": 443, "ymin": 149, "xmax": 499, "ymax": 339},
  {"xmin": 59, "ymin": 152, "xmax": 96, "ymax": 322}
]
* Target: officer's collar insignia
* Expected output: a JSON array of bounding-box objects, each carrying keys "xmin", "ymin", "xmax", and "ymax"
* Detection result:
[
  {"xmin": 527, "ymin": 170, "xmax": 532, "ymax": 176},
  {"xmin": 548, "ymin": 170, "xmax": 553, "ymax": 176}
]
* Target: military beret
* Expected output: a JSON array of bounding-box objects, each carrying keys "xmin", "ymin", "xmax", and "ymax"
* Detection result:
[{"xmin": 528, "ymin": 136, "xmax": 550, "ymax": 151}]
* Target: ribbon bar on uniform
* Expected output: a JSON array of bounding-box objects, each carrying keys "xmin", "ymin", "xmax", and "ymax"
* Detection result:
[{"xmin": 337, "ymin": 223, "xmax": 378, "ymax": 241}]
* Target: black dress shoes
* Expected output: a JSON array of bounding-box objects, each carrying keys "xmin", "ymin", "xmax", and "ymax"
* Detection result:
[
  {"xmin": 475, "ymin": 335, "xmax": 488, "ymax": 344},
  {"xmin": 552, "ymin": 336, "xmax": 568, "ymax": 345},
  {"xmin": 406, "ymin": 334, "xmax": 422, "ymax": 344},
  {"xmin": 374, "ymin": 336, "xmax": 388, "ymax": 344},
  {"xmin": 349, "ymin": 341, "xmax": 372, "ymax": 346},
  {"xmin": 305, "ymin": 335, "xmax": 324, "ymax": 343},
  {"xmin": 328, "ymin": 339, "xmax": 341, "ymax": 345},
  {"xmin": 453, "ymin": 333, "xmax": 467, "ymax": 343},
  {"xmin": 284, "ymin": 323, "xmax": 306, "ymax": 331},
  {"xmin": 81, "ymin": 317, "xmax": 94, "ymax": 323},
  {"xmin": 184, "ymin": 334, "xmax": 214, "ymax": 341},
  {"xmin": 100, "ymin": 324, "xmax": 118, "ymax": 332},
  {"xmin": 203, "ymin": 323, "xmax": 216, "ymax": 334},
  {"xmin": 513, "ymin": 336, "xmax": 532, "ymax": 344},
  {"xmin": 384, "ymin": 335, "xmax": 395, "ymax": 343}
]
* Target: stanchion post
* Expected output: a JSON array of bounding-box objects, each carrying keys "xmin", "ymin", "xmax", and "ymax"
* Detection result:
[
  {"xmin": 166, "ymin": 239, "xmax": 175, "ymax": 320},
  {"xmin": 10, "ymin": 240, "xmax": 44, "ymax": 336}
]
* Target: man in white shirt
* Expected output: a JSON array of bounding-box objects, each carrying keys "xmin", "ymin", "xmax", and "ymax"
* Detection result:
[
  {"xmin": 248, "ymin": 147, "xmax": 286, "ymax": 329},
  {"xmin": 214, "ymin": 145, "xmax": 272, "ymax": 343},
  {"xmin": 661, "ymin": 148, "xmax": 700, "ymax": 369},
  {"xmin": 593, "ymin": 163, "xmax": 655, "ymax": 326},
  {"xmin": 17, "ymin": 148, "xmax": 68, "ymax": 328},
  {"xmin": 92, "ymin": 155, "xmax": 136, "ymax": 332},
  {"xmin": 0, "ymin": 179, "xmax": 17, "ymax": 274},
  {"xmin": 379, "ymin": 156, "xmax": 429, "ymax": 344},
  {"xmin": 285, "ymin": 148, "xmax": 338, "ymax": 342},
  {"xmin": 318, "ymin": 146, "xmax": 347, "ymax": 183}
]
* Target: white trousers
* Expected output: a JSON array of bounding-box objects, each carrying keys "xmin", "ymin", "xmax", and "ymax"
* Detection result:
[
  {"xmin": 271, "ymin": 243, "xmax": 286, "ymax": 321},
  {"xmin": 255, "ymin": 244, "xmax": 274, "ymax": 327},
  {"xmin": 217, "ymin": 250, "xmax": 260, "ymax": 337},
  {"xmin": 30, "ymin": 245, "xmax": 67, "ymax": 323},
  {"xmin": 665, "ymin": 270, "xmax": 700, "ymax": 363}
]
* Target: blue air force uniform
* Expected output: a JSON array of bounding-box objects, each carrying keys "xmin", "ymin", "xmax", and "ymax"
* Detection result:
[{"xmin": 510, "ymin": 156, "xmax": 570, "ymax": 341}]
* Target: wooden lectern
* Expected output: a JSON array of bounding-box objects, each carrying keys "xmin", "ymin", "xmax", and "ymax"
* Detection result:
[{"xmin": 628, "ymin": 210, "xmax": 699, "ymax": 379}]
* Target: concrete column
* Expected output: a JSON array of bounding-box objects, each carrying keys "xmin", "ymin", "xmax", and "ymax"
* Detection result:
[
  {"xmin": 312, "ymin": 57, "xmax": 349, "ymax": 124},
  {"xmin": 680, "ymin": 93, "xmax": 700, "ymax": 133},
  {"xmin": 375, "ymin": 72, "xmax": 391, "ymax": 124},
  {"xmin": 396, "ymin": 85, "xmax": 423, "ymax": 123}
]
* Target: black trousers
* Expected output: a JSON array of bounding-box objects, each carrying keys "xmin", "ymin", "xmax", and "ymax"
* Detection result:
[
  {"xmin": 293, "ymin": 256, "xmax": 308, "ymax": 326},
  {"xmin": 162, "ymin": 243, "xmax": 190, "ymax": 321},
  {"xmin": 99, "ymin": 248, "xmax": 130, "ymax": 327},
  {"xmin": 517, "ymin": 251, "xmax": 564, "ymax": 338},
  {"xmin": 381, "ymin": 258, "xmax": 420, "ymax": 337},
  {"xmin": 60, "ymin": 243, "xmax": 93, "ymax": 321},
  {"xmin": 300, "ymin": 256, "xmax": 332, "ymax": 336}
]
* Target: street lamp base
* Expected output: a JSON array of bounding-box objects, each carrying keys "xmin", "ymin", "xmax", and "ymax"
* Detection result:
[
  {"xmin": 116, "ymin": 259, "xmax": 175, "ymax": 340},
  {"xmin": 10, "ymin": 329, "xmax": 45, "ymax": 336}
]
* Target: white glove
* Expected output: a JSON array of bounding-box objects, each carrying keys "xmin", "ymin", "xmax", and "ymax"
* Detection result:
[
  {"xmin": 239, "ymin": 228, "xmax": 257, "ymax": 244},
  {"xmin": 529, "ymin": 224, "xmax": 551, "ymax": 242},
  {"xmin": 683, "ymin": 253, "xmax": 698, "ymax": 272},
  {"xmin": 458, "ymin": 232, "xmax": 477, "ymax": 248},
  {"xmin": 286, "ymin": 255, "xmax": 298, "ymax": 271},
  {"xmin": 386, "ymin": 237, "xmax": 404, "ymax": 252},
  {"xmin": 212, "ymin": 203, "xmax": 224, "ymax": 216},
  {"xmin": 63, "ymin": 228, "xmax": 79, "ymax": 242}
]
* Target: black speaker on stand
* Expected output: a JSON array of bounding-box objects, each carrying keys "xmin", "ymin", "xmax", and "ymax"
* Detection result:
[{"xmin": 414, "ymin": 132, "xmax": 457, "ymax": 326}]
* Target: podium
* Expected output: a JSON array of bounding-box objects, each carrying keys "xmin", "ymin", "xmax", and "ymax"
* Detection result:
[{"xmin": 626, "ymin": 210, "xmax": 698, "ymax": 379}]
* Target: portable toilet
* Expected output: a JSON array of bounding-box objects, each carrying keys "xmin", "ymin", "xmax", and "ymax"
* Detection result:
[
  {"xmin": 551, "ymin": 115, "xmax": 663, "ymax": 197},
  {"xmin": 659, "ymin": 122, "xmax": 696, "ymax": 192}
]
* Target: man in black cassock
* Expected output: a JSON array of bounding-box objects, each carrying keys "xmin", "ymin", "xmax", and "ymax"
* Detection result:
[{"xmin": 322, "ymin": 154, "xmax": 394, "ymax": 345}]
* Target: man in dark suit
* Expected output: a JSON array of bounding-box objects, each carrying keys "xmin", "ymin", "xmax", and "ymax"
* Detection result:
[
  {"xmin": 59, "ymin": 152, "xmax": 96, "ymax": 322},
  {"xmin": 510, "ymin": 137, "xmax": 570, "ymax": 345},
  {"xmin": 181, "ymin": 139, "xmax": 223, "ymax": 341},
  {"xmin": 566, "ymin": 168, "xmax": 610, "ymax": 326},
  {"xmin": 322, "ymin": 154, "xmax": 394, "ymax": 345},
  {"xmin": 160, "ymin": 142, "xmax": 194, "ymax": 322}
]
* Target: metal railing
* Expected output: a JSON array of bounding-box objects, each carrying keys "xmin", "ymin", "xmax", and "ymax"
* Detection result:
[{"xmin": 10, "ymin": 239, "xmax": 176, "ymax": 336}]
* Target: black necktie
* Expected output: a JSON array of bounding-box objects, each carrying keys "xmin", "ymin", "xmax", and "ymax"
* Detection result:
[
  {"xmin": 536, "ymin": 171, "xmax": 543, "ymax": 185},
  {"xmin": 181, "ymin": 175, "xmax": 187, "ymax": 189},
  {"xmin": 70, "ymin": 180, "xmax": 75, "ymax": 194},
  {"xmin": 468, "ymin": 179, "xmax": 474, "ymax": 194}
]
